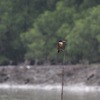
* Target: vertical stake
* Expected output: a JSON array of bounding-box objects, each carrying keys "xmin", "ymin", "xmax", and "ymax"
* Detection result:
[{"xmin": 61, "ymin": 50, "xmax": 65, "ymax": 100}]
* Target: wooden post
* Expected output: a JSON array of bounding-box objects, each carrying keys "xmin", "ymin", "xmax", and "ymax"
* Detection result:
[
  {"xmin": 61, "ymin": 51, "xmax": 65, "ymax": 100},
  {"xmin": 61, "ymin": 65, "xmax": 64, "ymax": 100}
]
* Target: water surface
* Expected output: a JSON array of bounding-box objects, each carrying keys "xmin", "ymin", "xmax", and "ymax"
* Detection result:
[{"xmin": 0, "ymin": 84, "xmax": 100, "ymax": 100}]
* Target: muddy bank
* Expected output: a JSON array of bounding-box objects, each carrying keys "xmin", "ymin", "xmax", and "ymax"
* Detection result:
[{"xmin": 0, "ymin": 64, "xmax": 100, "ymax": 85}]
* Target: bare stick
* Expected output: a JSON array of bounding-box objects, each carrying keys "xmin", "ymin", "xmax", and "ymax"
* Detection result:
[
  {"xmin": 61, "ymin": 65, "xmax": 64, "ymax": 100},
  {"xmin": 61, "ymin": 51, "xmax": 65, "ymax": 100}
]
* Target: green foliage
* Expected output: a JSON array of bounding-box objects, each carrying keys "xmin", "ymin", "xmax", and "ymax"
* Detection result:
[
  {"xmin": 21, "ymin": 5, "xmax": 75, "ymax": 63},
  {"xmin": 21, "ymin": 28, "xmax": 45, "ymax": 61},
  {"xmin": 67, "ymin": 6, "xmax": 100, "ymax": 63},
  {"xmin": 0, "ymin": 0, "xmax": 100, "ymax": 65}
]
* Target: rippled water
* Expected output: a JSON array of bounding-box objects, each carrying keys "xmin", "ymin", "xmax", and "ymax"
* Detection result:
[{"xmin": 0, "ymin": 84, "xmax": 100, "ymax": 100}]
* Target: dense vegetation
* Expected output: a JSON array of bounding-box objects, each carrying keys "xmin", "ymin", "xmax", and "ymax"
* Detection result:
[{"xmin": 0, "ymin": 0, "xmax": 100, "ymax": 65}]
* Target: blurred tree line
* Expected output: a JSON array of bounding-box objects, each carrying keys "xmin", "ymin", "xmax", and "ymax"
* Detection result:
[{"xmin": 0, "ymin": 0, "xmax": 100, "ymax": 65}]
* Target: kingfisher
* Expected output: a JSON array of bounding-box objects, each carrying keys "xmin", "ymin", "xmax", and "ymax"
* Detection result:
[{"xmin": 57, "ymin": 40, "xmax": 66, "ymax": 53}]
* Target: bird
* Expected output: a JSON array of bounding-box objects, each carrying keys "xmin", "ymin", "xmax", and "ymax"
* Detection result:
[{"xmin": 57, "ymin": 40, "xmax": 66, "ymax": 53}]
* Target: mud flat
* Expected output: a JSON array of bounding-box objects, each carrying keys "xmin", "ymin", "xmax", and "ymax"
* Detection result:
[{"xmin": 0, "ymin": 64, "xmax": 100, "ymax": 85}]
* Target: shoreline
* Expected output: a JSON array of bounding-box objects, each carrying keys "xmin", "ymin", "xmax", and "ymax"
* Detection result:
[{"xmin": 0, "ymin": 83, "xmax": 100, "ymax": 93}]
